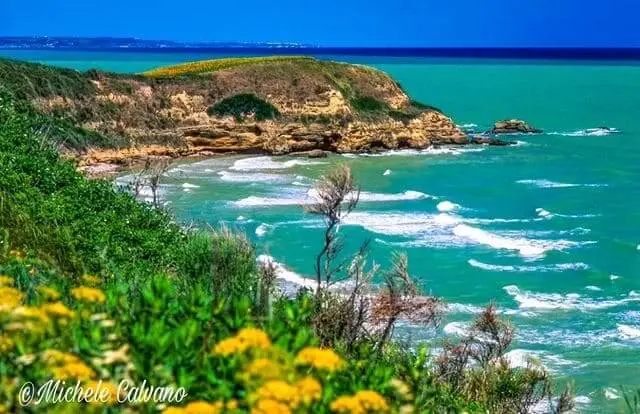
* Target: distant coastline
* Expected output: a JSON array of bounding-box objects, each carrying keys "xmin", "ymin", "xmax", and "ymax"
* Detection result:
[{"xmin": 1, "ymin": 36, "xmax": 639, "ymax": 60}]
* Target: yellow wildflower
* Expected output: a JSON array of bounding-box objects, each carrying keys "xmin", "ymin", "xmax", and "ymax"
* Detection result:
[
  {"xmin": 295, "ymin": 347, "xmax": 344, "ymax": 371},
  {"xmin": 9, "ymin": 249, "xmax": 25, "ymax": 260},
  {"xmin": 0, "ymin": 275, "xmax": 14, "ymax": 286},
  {"xmin": 71, "ymin": 286, "xmax": 106, "ymax": 304},
  {"xmin": 390, "ymin": 378, "xmax": 412, "ymax": 399},
  {"xmin": 11, "ymin": 306, "xmax": 50, "ymax": 325},
  {"xmin": 295, "ymin": 377, "xmax": 322, "ymax": 404},
  {"xmin": 0, "ymin": 286, "xmax": 23, "ymax": 312},
  {"xmin": 42, "ymin": 302, "xmax": 74, "ymax": 319},
  {"xmin": 226, "ymin": 399, "xmax": 239, "ymax": 410},
  {"xmin": 251, "ymin": 399, "xmax": 291, "ymax": 414},
  {"xmin": 84, "ymin": 380, "xmax": 119, "ymax": 405},
  {"xmin": 213, "ymin": 328, "xmax": 271, "ymax": 356},
  {"xmin": 42, "ymin": 349, "xmax": 81, "ymax": 365},
  {"xmin": 82, "ymin": 274, "xmax": 102, "ymax": 285},
  {"xmin": 52, "ymin": 361, "xmax": 96, "ymax": 381},
  {"xmin": 0, "ymin": 335, "xmax": 14, "ymax": 353},
  {"xmin": 244, "ymin": 358, "xmax": 281, "ymax": 380},
  {"xmin": 330, "ymin": 391, "xmax": 389, "ymax": 414},
  {"xmin": 184, "ymin": 401, "xmax": 224, "ymax": 414},
  {"xmin": 255, "ymin": 380, "xmax": 300, "ymax": 408},
  {"xmin": 38, "ymin": 286, "xmax": 61, "ymax": 301}
]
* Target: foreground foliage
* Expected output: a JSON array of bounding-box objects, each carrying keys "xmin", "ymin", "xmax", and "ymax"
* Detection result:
[{"xmin": 0, "ymin": 88, "xmax": 576, "ymax": 413}]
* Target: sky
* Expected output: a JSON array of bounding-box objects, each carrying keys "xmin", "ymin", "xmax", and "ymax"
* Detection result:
[{"xmin": 2, "ymin": 0, "xmax": 639, "ymax": 47}]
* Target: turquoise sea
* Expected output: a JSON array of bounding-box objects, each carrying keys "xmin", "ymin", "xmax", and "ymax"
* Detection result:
[{"xmin": 3, "ymin": 50, "xmax": 639, "ymax": 412}]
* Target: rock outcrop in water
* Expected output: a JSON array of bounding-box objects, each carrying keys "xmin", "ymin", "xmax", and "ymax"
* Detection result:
[{"xmin": 489, "ymin": 119, "xmax": 542, "ymax": 134}]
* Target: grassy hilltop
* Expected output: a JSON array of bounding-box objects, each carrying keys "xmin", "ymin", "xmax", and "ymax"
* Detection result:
[{"xmin": 0, "ymin": 59, "xmax": 575, "ymax": 413}]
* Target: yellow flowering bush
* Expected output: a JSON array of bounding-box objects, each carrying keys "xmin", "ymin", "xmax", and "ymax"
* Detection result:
[
  {"xmin": 71, "ymin": 286, "xmax": 106, "ymax": 303},
  {"xmin": 163, "ymin": 401, "xmax": 224, "ymax": 414},
  {"xmin": 213, "ymin": 327, "xmax": 271, "ymax": 356},
  {"xmin": 52, "ymin": 361, "xmax": 96, "ymax": 380},
  {"xmin": 84, "ymin": 380, "xmax": 120, "ymax": 406},
  {"xmin": 143, "ymin": 56, "xmax": 313, "ymax": 77},
  {"xmin": 82, "ymin": 274, "xmax": 102, "ymax": 285},
  {"xmin": 295, "ymin": 377, "xmax": 323, "ymax": 404},
  {"xmin": 0, "ymin": 275, "xmax": 13, "ymax": 286},
  {"xmin": 0, "ymin": 286, "xmax": 23, "ymax": 312},
  {"xmin": 38, "ymin": 286, "xmax": 61, "ymax": 301},
  {"xmin": 41, "ymin": 301, "xmax": 74, "ymax": 319},
  {"xmin": 295, "ymin": 347, "xmax": 344, "ymax": 371},
  {"xmin": 330, "ymin": 390, "xmax": 389, "ymax": 414}
]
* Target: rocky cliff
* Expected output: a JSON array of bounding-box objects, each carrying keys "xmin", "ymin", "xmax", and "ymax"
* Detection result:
[{"xmin": 1, "ymin": 57, "xmax": 484, "ymax": 166}]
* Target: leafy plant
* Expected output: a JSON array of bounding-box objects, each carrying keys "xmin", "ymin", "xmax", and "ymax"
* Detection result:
[{"xmin": 208, "ymin": 93, "xmax": 280, "ymax": 121}]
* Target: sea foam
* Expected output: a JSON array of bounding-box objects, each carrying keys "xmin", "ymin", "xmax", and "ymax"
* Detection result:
[
  {"xmin": 503, "ymin": 285, "xmax": 640, "ymax": 311},
  {"xmin": 468, "ymin": 259, "xmax": 589, "ymax": 272},
  {"xmin": 230, "ymin": 156, "xmax": 325, "ymax": 171}
]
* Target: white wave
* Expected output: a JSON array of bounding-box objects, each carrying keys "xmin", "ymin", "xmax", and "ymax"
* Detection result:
[
  {"xmin": 257, "ymin": 255, "xmax": 316, "ymax": 290},
  {"xmin": 360, "ymin": 146, "xmax": 483, "ymax": 157},
  {"xmin": 447, "ymin": 303, "xmax": 485, "ymax": 314},
  {"xmin": 454, "ymin": 224, "xmax": 550, "ymax": 257},
  {"xmin": 504, "ymin": 349, "xmax": 541, "ymax": 369},
  {"xmin": 504, "ymin": 349, "xmax": 574, "ymax": 375},
  {"xmin": 340, "ymin": 153, "xmax": 358, "ymax": 159},
  {"xmin": 468, "ymin": 259, "xmax": 589, "ymax": 273},
  {"xmin": 535, "ymin": 208, "xmax": 553, "ymax": 219},
  {"xmin": 230, "ymin": 156, "xmax": 325, "ymax": 171},
  {"xmin": 443, "ymin": 321, "xmax": 470, "ymax": 337},
  {"xmin": 255, "ymin": 223, "xmax": 272, "ymax": 237},
  {"xmin": 232, "ymin": 189, "xmax": 430, "ymax": 208},
  {"xmin": 217, "ymin": 170, "xmax": 291, "ymax": 183},
  {"xmin": 383, "ymin": 169, "xmax": 392, "ymax": 176},
  {"xmin": 549, "ymin": 127, "xmax": 620, "ymax": 137},
  {"xmin": 517, "ymin": 179, "xmax": 607, "ymax": 189},
  {"xmin": 343, "ymin": 212, "xmax": 460, "ymax": 238},
  {"xmin": 617, "ymin": 324, "xmax": 640, "ymax": 340},
  {"xmin": 574, "ymin": 396, "xmax": 591, "ymax": 405},
  {"xmin": 637, "ymin": 243, "xmax": 640, "ymax": 251},
  {"xmin": 585, "ymin": 285, "xmax": 602, "ymax": 291},
  {"xmin": 604, "ymin": 387, "xmax": 622, "ymax": 400},
  {"xmin": 503, "ymin": 285, "xmax": 640, "ymax": 311},
  {"xmin": 437, "ymin": 200, "xmax": 461, "ymax": 212},
  {"xmin": 236, "ymin": 215, "xmax": 247, "ymax": 221},
  {"xmin": 610, "ymin": 274, "xmax": 621, "ymax": 281},
  {"xmin": 182, "ymin": 183, "xmax": 200, "ymax": 188},
  {"xmin": 457, "ymin": 123, "xmax": 478, "ymax": 129}
]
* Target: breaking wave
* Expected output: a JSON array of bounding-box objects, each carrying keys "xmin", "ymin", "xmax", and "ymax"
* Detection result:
[
  {"xmin": 517, "ymin": 179, "xmax": 607, "ymax": 189},
  {"xmin": 232, "ymin": 189, "xmax": 430, "ymax": 207},
  {"xmin": 468, "ymin": 259, "xmax": 589, "ymax": 272},
  {"xmin": 503, "ymin": 285, "xmax": 640, "ymax": 311},
  {"xmin": 549, "ymin": 127, "xmax": 620, "ymax": 137},
  {"xmin": 230, "ymin": 156, "xmax": 325, "ymax": 171}
]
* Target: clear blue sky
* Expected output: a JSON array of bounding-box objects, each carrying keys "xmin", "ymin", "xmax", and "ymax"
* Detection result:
[{"xmin": 2, "ymin": 0, "xmax": 639, "ymax": 47}]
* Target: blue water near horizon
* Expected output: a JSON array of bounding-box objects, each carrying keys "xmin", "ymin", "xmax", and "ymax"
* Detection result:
[{"xmin": 3, "ymin": 49, "xmax": 640, "ymax": 412}]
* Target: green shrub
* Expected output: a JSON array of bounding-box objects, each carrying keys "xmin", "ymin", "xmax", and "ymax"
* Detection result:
[
  {"xmin": 350, "ymin": 95, "xmax": 388, "ymax": 113},
  {"xmin": 208, "ymin": 93, "xmax": 280, "ymax": 121}
]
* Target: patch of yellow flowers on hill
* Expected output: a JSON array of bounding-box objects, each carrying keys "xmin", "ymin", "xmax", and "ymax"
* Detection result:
[{"xmin": 143, "ymin": 56, "xmax": 314, "ymax": 78}]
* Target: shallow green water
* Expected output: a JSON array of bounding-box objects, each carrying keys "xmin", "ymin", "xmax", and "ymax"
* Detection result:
[{"xmin": 4, "ymin": 50, "xmax": 640, "ymax": 411}]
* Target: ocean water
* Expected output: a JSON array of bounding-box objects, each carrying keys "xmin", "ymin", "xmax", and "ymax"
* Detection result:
[{"xmin": 4, "ymin": 50, "xmax": 640, "ymax": 412}]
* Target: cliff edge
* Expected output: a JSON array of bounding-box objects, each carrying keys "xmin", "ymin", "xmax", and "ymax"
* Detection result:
[{"xmin": 0, "ymin": 57, "xmax": 480, "ymax": 166}]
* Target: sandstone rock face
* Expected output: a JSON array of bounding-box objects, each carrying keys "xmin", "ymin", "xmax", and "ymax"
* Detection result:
[{"xmin": 490, "ymin": 119, "xmax": 542, "ymax": 134}]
